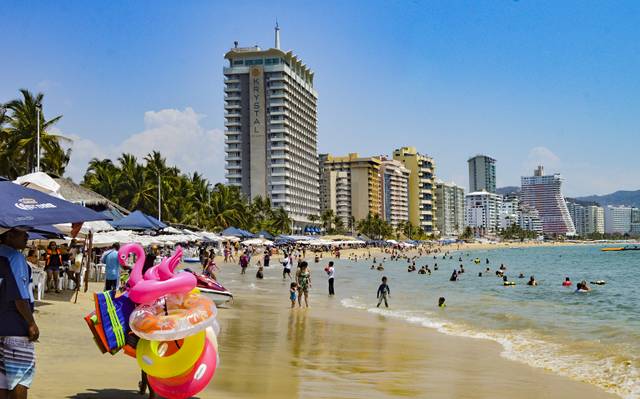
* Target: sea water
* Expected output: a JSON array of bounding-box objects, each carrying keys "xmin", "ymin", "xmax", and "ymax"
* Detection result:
[{"xmin": 337, "ymin": 245, "xmax": 640, "ymax": 398}]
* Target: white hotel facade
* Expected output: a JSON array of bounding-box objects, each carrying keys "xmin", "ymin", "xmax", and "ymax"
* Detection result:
[{"xmin": 224, "ymin": 27, "xmax": 320, "ymax": 231}]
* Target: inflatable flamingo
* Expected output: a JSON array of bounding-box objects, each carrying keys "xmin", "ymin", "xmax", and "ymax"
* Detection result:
[{"xmin": 118, "ymin": 244, "xmax": 197, "ymax": 304}]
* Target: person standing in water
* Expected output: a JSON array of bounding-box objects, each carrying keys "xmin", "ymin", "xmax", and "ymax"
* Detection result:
[
  {"xmin": 296, "ymin": 261, "xmax": 311, "ymax": 307},
  {"xmin": 376, "ymin": 276, "xmax": 391, "ymax": 308},
  {"xmin": 325, "ymin": 261, "xmax": 335, "ymax": 296}
]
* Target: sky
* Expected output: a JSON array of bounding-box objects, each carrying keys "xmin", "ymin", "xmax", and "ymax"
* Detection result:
[{"xmin": 1, "ymin": 0, "xmax": 638, "ymax": 196}]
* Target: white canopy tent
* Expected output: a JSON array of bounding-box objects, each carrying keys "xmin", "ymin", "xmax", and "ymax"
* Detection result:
[{"xmin": 242, "ymin": 237, "xmax": 274, "ymax": 246}]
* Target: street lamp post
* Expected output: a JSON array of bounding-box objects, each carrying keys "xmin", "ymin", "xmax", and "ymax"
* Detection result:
[
  {"xmin": 157, "ymin": 173, "xmax": 162, "ymax": 222},
  {"xmin": 36, "ymin": 104, "xmax": 41, "ymax": 172}
]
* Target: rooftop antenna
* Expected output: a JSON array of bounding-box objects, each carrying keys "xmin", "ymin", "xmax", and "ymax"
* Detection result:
[
  {"xmin": 275, "ymin": 19, "xmax": 281, "ymax": 49},
  {"xmin": 234, "ymin": 41, "xmax": 238, "ymax": 48}
]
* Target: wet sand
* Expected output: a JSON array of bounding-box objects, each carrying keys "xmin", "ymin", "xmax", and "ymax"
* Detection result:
[{"xmin": 29, "ymin": 261, "xmax": 618, "ymax": 399}]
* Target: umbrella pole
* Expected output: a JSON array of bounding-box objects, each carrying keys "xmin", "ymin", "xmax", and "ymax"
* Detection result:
[
  {"xmin": 82, "ymin": 232, "xmax": 94, "ymax": 294},
  {"xmin": 74, "ymin": 234, "xmax": 89, "ymax": 304}
]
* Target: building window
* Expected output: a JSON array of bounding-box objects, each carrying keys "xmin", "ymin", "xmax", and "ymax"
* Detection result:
[{"xmin": 233, "ymin": 60, "xmax": 244, "ymax": 66}]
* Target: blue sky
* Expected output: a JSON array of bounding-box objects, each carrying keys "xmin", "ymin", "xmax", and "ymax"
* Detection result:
[{"xmin": 1, "ymin": 0, "xmax": 638, "ymax": 196}]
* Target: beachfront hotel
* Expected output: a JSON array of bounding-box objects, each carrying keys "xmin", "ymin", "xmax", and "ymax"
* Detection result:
[
  {"xmin": 520, "ymin": 166, "xmax": 576, "ymax": 236},
  {"xmin": 468, "ymin": 154, "xmax": 497, "ymax": 193},
  {"xmin": 319, "ymin": 153, "xmax": 382, "ymax": 226},
  {"xmin": 435, "ymin": 180, "xmax": 464, "ymax": 237},
  {"xmin": 223, "ymin": 25, "xmax": 320, "ymax": 232},
  {"xmin": 393, "ymin": 147, "xmax": 437, "ymax": 234},
  {"xmin": 566, "ymin": 200, "xmax": 605, "ymax": 236},
  {"xmin": 604, "ymin": 205, "xmax": 633, "ymax": 234},
  {"xmin": 464, "ymin": 190, "xmax": 502, "ymax": 236},
  {"xmin": 380, "ymin": 158, "xmax": 410, "ymax": 228}
]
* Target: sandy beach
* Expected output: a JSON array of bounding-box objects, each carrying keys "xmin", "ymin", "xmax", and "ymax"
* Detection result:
[{"xmin": 28, "ymin": 251, "xmax": 619, "ymax": 399}]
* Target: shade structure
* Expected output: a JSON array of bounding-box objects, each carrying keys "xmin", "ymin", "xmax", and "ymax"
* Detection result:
[
  {"xmin": 256, "ymin": 230, "xmax": 274, "ymax": 240},
  {"xmin": 221, "ymin": 227, "xmax": 255, "ymax": 238},
  {"xmin": 0, "ymin": 181, "xmax": 110, "ymax": 229},
  {"xmin": 242, "ymin": 237, "xmax": 274, "ymax": 246},
  {"xmin": 110, "ymin": 210, "xmax": 167, "ymax": 231}
]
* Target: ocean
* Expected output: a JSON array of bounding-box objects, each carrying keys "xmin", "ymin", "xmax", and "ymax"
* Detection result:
[{"xmin": 337, "ymin": 245, "xmax": 640, "ymax": 398}]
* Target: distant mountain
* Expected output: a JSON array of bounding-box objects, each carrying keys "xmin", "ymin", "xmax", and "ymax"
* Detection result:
[
  {"xmin": 576, "ymin": 190, "xmax": 640, "ymax": 208},
  {"xmin": 496, "ymin": 186, "xmax": 520, "ymax": 196}
]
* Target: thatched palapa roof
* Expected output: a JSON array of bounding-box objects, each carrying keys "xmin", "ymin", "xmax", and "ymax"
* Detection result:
[{"xmin": 53, "ymin": 177, "xmax": 129, "ymax": 215}]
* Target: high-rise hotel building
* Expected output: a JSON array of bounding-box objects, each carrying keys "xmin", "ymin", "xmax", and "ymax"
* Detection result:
[
  {"xmin": 468, "ymin": 155, "xmax": 496, "ymax": 193},
  {"xmin": 224, "ymin": 26, "xmax": 319, "ymax": 231},
  {"xmin": 319, "ymin": 153, "xmax": 382, "ymax": 225},
  {"xmin": 393, "ymin": 147, "xmax": 437, "ymax": 234},
  {"xmin": 520, "ymin": 166, "xmax": 576, "ymax": 236}
]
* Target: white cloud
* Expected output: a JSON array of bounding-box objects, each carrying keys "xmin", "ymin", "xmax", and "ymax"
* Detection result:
[
  {"xmin": 525, "ymin": 146, "xmax": 561, "ymax": 173},
  {"xmin": 62, "ymin": 107, "xmax": 225, "ymax": 184}
]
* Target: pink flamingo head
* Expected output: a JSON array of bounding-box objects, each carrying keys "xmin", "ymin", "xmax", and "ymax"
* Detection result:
[{"xmin": 118, "ymin": 243, "xmax": 146, "ymax": 288}]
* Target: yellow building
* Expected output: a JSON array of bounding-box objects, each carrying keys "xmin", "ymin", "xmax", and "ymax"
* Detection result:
[
  {"xmin": 319, "ymin": 153, "xmax": 382, "ymax": 223},
  {"xmin": 392, "ymin": 146, "xmax": 438, "ymax": 234}
]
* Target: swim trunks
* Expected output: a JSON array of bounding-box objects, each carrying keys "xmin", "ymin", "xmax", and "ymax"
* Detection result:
[{"xmin": 0, "ymin": 336, "xmax": 36, "ymax": 390}]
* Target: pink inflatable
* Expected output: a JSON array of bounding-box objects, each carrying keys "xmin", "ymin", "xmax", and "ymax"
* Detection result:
[
  {"xmin": 118, "ymin": 244, "xmax": 197, "ymax": 304},
  {"xmin": 148, "ymin": 334, "xmax": 218, "ymax": 399}
]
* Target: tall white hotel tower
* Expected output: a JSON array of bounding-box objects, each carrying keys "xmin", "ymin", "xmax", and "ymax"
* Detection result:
[{"xmin": 224, "ymin": 25, "xmax": 320, "ymax": 232}]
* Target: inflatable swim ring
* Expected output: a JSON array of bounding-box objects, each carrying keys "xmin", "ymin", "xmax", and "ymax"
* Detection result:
[
  {"xmin": 503, "ymin": 282, "xmax": 515, "ymax": 286},
  {"xmin": 130, "ymin": 292, "xmax": 217, "ymax": 341},
  {"xmin": 136, "ymin": 330, "xmax": 206, "ymax": 378}
]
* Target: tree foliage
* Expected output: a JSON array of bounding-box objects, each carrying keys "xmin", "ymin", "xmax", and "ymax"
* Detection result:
[
  {"xmin": 0, "ymin": 89, "xmax": 69, "ymax": 179},
  {"xmin": 356, "ymin": 213, "xmax": 393, "ymax": 240},
  {"xmin": 82, "ymin": 151, "xmax": 292, "ymax": 234}
]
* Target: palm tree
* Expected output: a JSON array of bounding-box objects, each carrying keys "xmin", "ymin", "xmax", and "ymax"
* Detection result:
[
  {"xmin": 82, "ymin": 158, "xmax": 121, "ymax": 201},
  {"xmin": 270, "ymin": 207, "xmax": 292, "ymax": 235},
  {"xmin": 2, "ymin": 89, "xmax": 66, "ymax": 177},
  {"xmin": 209, "ymin": 184, "xmax": 247, "ymax": 229}
]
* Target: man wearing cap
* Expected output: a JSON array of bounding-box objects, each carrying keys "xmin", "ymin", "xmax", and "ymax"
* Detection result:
[{"xmin": 0, "ymin": 228, "xmax": 39, "ymax": 399}]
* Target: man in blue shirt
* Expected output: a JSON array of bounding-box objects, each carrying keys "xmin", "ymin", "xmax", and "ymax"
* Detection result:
[
  {"xmin": 0, "ymin": 228, "xmax": 39, "ymax": 399},
  {"xmin": 101, "ymin": 243, "xmax": 121, "ymax": 291}
]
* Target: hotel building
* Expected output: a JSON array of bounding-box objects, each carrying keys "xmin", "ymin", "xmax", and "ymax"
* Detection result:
[
  {"xmin": 464, "ymin": 190, "xmax": 502, "ymax": 236},
  {"xmin": 520, "ymin": 166, "xmax": 576, "ymax": 236},
  {"xmin": 468, "ymin": 155, "xmax": 497, "ymax": 193},
  {"xmin": 435, "ymin": 181, "xmax": 464, "ymax": 237},
  {"xmin": 224, "ymin": 26, "xmax": 319, "ymax": 231},
  {"xmin": 393, "ymin": 147, "xmax": 437, "ymax": 234},
  {"xmin": 319, "ymin": 153, "xmax": 382, "ymax": 225},
  {"xmin": 380, "ymin": 159, "xmax": 410, "ymax": 228},
  {"xmin": 604, "ymin": 205, "xmax": 632, "ymax": 234}
]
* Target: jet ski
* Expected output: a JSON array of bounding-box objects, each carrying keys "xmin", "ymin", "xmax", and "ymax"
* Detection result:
[{"xmin": 184, "ymin": 268, "xmax": 233, "ymax": 306}]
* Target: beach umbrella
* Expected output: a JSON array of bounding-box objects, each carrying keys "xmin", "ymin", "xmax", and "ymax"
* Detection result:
[
  {"xmin": 0, "ymin": 181, "xmax": 110, "ymax": 229},
  {"xmin": 110, "ymin": 210, "xmax": 166, "ymax": 231}
]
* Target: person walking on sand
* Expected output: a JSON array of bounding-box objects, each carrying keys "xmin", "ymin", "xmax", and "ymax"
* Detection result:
[
  {"xmin": 325, "ymin": 261, "xmax": 335, "ymax": 296},
  {"xmin": 296, "ymin": 261, "xmax": 311, "ymax": 307},
  {"xmin": 377, "ymin": 276, "xmax": 390, "ymax": 308},
  {"xmin": 0, "ymin": 228, "xmax": 39, "ymax": 399},
  {"xmin": 101, "ymin": 243, "xmax": 121, "ymax": 291}
]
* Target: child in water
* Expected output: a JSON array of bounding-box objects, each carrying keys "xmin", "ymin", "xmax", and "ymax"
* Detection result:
[
  {"xmin": 376, "ymin": 276, "xmax": 390, "ymax": 308},
  {"xmin": 438, "ymin": 297, "xmax": 446, "ymax": 308},
  {"xmin": 290, "ymin": 282, "xmax": 298, "ymax": 308}
]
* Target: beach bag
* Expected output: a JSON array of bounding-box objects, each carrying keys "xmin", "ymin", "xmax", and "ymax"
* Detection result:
[{"xmin": 94, "ymin": 291, "xmax": 136, "ymax": 352}]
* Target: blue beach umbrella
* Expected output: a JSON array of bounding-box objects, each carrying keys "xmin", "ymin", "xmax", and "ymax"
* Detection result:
[
  {"xmin": 110, "ymin": 210, "xmax": 166, "ymax": 231},
  {"xmin": 0, "ymin": 181, "xmax": 110, "ymax": 229}
]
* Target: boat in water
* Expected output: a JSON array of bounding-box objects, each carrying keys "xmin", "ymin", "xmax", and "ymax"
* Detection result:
[
  {"xmin": 184, "ymin": 269, "xmax": 233, "ymax": 306},
  {"xmin": 601, "ymin": 245, "xmax": 640, "ymax": 252}
]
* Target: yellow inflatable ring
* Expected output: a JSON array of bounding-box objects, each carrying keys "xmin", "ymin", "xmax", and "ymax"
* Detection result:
[{"xmin": 137, "ymin": 331, "xmax": 206, "ymax": 378}]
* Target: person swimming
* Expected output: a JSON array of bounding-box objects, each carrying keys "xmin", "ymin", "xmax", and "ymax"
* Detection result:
[
  {"xmin": 576, "ymin": 280, "xmax": 591, "ymax": 292},
  {"xmin": 502, "ymin": 275, "xmax": 515, "ymax": 286},
  {"xmin": 438, "ymin": 297, "xmax": 446, "ymax": 308},
  {"xmin": 449, "ymin": 270, "xmax": 458, "ymax": 281},
  {"xmin": 518, "ymin": 273, "xmax": 525, "ymax": 279},
  {"xmin": 527, "ymin": 276, "xmax": 537, "ymax": 286},
  {"xmin": 562, "ymin": 277, "xmax": 572, "ymax": 286}
]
